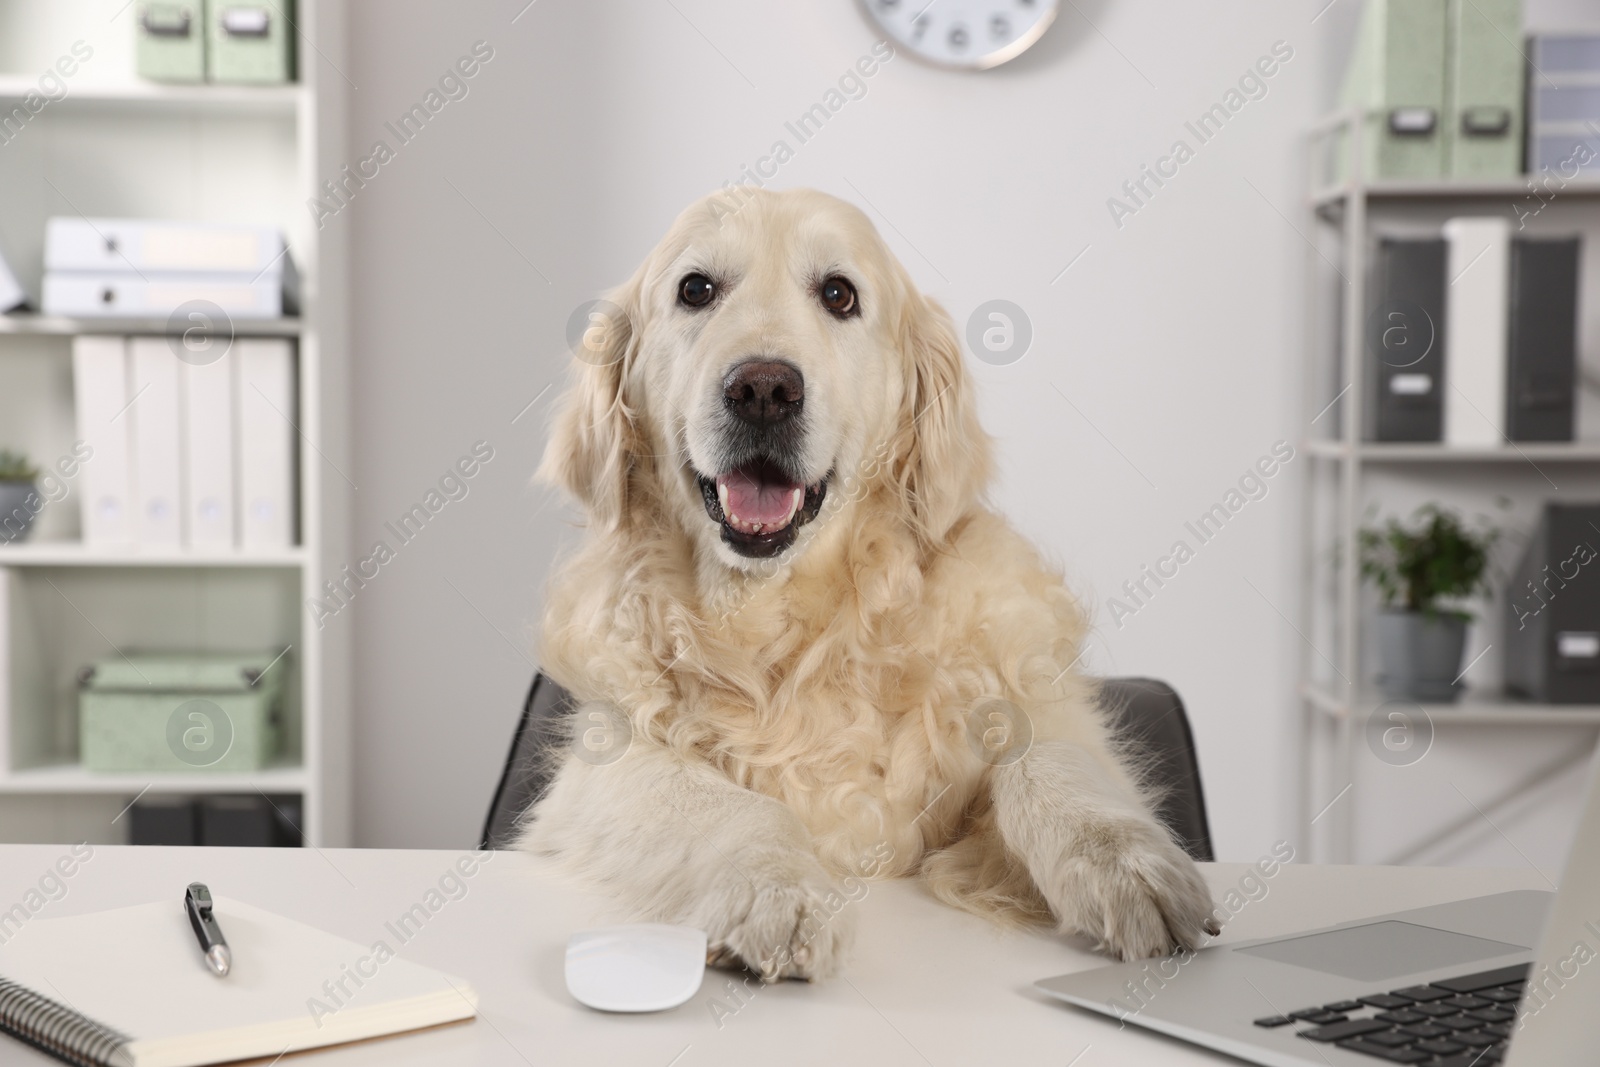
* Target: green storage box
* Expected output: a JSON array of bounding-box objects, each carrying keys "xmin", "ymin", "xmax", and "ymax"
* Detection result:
[
  {"xmin": 1444, "ymin": 0, "xmax": 1523, "ymax": 179},
  {"xmin": 207, "ymin": 1, "xmax": 295, "ymax": 85},
  {"xmin": 1335, "ymin": 0, "xmax": 1448, "ymax": 181},
  {"xmin": 79, "ymin": 652, "xmax": 286, "ymax": 773},
  {"xmin": 136, "ymin": 2, "xmax": 206, "ymax": 84}
]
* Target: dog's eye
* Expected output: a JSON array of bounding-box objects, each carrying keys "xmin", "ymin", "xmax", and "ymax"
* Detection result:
[
  {"xmin": 678, "ymin": 273, "xmax": 716, "ymax": 308},
  {"xmin": 819, "ymin": 276, "xmax": 857, "ymax": 317}
]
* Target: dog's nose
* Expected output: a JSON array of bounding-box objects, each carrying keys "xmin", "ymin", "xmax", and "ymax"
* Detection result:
[{"xmin": 723, "ymin": 360, "xmax": 804, "ymax": 425}]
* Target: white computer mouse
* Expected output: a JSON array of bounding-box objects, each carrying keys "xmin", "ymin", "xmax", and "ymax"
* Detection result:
[{"xmin": 565, "ymin": 923, "xmax": 708, "ymax": 1012}]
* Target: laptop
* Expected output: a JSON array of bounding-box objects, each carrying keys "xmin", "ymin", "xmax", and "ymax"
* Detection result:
[{"xmin": 1035, "ymin": 752, "xmax": 1600, "ymax": 1066}]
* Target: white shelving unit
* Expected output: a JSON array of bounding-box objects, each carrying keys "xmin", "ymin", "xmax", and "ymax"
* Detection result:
[
  {"xmin": 0, "ymin": 2, "xmax": 349, "ymax": 846},
  {"xmin": 1299, "ymin": 111, "xmax": 1600, "ymax": 865}
]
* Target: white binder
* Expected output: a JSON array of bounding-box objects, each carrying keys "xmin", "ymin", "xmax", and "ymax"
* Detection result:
[
  {"xmin": 129, "ymin": 339, "xmax": 183, "ymax": 546},
  {"xmin": 1442, "ymin": 217, "xmax": 1511, "ymax": 446},
  {"xmin": 43, "ymin": 273, "xmax": 286, "ymax": 320},
  {"xmin": 44, "ymin": 218, "xmax": 286, "ymax": 275},
  {"xmin": 180, "ymin": 353, "xmax": 236, "ymax": 550},
  {"xmin": 71, "ymin": 336, "xmax": 135, "ymax": 546},
  {"xmin": 237, "ymin": 339, "xmax": 296, "ymax": 549}
]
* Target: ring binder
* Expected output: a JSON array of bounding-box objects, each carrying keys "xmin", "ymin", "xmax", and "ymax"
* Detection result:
[{"xmin": 0, "ymin": 976, "xmax": 128, "ymax": 1067}]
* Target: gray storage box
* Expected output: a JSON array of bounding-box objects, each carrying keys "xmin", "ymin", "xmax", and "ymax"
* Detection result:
[
  {"xmin": 1505, "ymin": 504, "xmax": 1600, "ymax": 703},
  {"xmin": 207, "ymin": 1, "xmax": 295, "ymax": 84},
  {"xmin": 136, "ymin": 2, "xmax": 206, "ymax": 83},
  {"xmin": 79, "ymin": 652, "xmax": 286, "ymax": 773}
]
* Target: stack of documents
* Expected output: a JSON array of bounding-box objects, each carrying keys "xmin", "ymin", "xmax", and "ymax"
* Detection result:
[{"xmin": 42, "ymin": 219, "xmax": 296, "ymax": 319}]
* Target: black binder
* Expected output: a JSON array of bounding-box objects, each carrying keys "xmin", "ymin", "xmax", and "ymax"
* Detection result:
[
  {"xmin": 1366, "ymin": 237, "xmax": 1447, "ymax": 441},
  {"xmin": 1506, "ymin": 503, "xmax": 1600, "ymax": 703},
  {"xmin": 1506, "ymin": 236, "xmax": 1580, "ymax": 441}
]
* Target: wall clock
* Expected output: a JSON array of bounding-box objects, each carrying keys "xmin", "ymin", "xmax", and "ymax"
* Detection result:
[{"xmin": 858, "ymin": 0, "xmax": 1060, "ymax": 70}]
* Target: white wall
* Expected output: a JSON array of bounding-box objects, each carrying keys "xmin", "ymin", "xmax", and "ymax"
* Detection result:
[
  {"xmin": 340, "ymin": 0, "xmax": 1599, "ymax": 870},
  {"xmin": 340, "ymin": 0, "xmax": 1315, "ymax": 854}
]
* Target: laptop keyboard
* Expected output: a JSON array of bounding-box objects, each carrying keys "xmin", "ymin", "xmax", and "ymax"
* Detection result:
[{"xmin": 1251, "ymin": 962, "xmax": 1528, "ymax": 1065}]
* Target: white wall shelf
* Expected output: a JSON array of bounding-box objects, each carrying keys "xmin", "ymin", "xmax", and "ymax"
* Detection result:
[
  {"xmin": 1305, "ymin": 440, "xmax": 1600, "ymax": 462},
  {"xmin": 1298, "ymin": 111, "xmax": 1600, "ymax": 866},
  {"xmin": 0, "ymin": 2, "xmax": 349, "ymax": 846},
  {"xmin": 0, "ymin": 544, "xmax": 306, "ymax": 567},
  {"xmin": 0, "ymin": 763, "xmax": 307, "ymax": 795},
  {"xmin": 1312, "ymin": 177, "xmax": 1600, "ymax": 214},
  {"xmin": 1303, "ymin": 683, "xmax": 1600, "ymax": 727},
  {"xmin": 0, "ymin": 314, "xmax": 303, "ymax": 338},
  {"xmin": 0, "ymin": 77, "xmax": 303, "ymax": 116}
]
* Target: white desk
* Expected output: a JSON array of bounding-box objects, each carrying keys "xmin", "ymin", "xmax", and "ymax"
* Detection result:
[{"xmin": 0, "ymin": 846, "xmax": 1549, "ymax": 1066}]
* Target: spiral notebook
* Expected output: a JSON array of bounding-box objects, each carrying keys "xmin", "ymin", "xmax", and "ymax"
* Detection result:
[{"xmin": 0, "ymin": 896, "xmax": 477, "ymax": 1066}]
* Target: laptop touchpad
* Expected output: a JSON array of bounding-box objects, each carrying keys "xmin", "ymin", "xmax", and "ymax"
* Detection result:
[{"xmin": 1235, "ymin": 920, "xmax": 1527, "ymax": 982}]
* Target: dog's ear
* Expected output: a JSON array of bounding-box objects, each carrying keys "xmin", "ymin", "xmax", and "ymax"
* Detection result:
[
  {"xmin": 538, "ymin": 277, "xmax": 644, "ymax": 533},
  {"xmin": 890, "ymin": 294, "xmax": 992, "ymax": 546}
]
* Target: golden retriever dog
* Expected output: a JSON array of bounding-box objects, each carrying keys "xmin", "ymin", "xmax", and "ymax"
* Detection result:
[{"xmin": 521, "ymin": 187, "xmax": 1217, "ymax": 980}]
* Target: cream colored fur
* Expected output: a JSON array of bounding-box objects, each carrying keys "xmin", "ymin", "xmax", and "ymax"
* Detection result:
[{"xmin": 520, "ymin": 188, "xmax": 1216, "ymax": 979}]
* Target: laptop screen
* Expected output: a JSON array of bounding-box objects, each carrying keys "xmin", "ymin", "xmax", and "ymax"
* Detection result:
[{"xmin": 1505, "ymin": 753, "xmax": 1600, "ymax": 1066}]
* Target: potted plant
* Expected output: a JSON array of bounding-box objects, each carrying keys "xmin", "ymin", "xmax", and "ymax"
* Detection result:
[
  {"xmin": 1359, "ymin": 505, "xmax": 1498, "ymax": 702},
  {"xmin": 0, "ymin": 449, "xmax": 41, "ymax": 545}
]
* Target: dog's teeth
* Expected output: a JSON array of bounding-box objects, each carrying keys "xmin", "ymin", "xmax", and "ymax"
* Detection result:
[{"xmin": 714, "ymin": 480, "xmax": 806, "ymax": 536}]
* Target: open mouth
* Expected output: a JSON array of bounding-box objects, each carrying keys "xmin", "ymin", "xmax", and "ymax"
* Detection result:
[{"xmin": 695, "ymin": 458, "xmax": 829, "ymax": 559}]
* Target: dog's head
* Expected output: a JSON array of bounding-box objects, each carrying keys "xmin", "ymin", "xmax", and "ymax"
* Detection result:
[{"xmin": 543, "ymin": 187, "xmax": 988, "ymax": 572}]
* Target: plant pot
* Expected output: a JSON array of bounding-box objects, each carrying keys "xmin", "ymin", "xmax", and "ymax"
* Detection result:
[
  {"xmin": 1374, "ymin": 609, "xmax": 1467, "ymax": 702},
  {"xmin": 0, "ymin": 481, "xmax": 39, "ymax": 544}
]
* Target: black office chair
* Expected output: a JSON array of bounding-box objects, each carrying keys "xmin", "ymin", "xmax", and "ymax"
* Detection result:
[{"xmin": 482, "ymin": 674, "xmax": 1214, "ymax": 862}]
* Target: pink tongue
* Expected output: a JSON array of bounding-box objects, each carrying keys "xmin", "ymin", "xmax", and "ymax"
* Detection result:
[{"xmin": 718, "ymin": 469, "xmax": 801, "ymax": 524}]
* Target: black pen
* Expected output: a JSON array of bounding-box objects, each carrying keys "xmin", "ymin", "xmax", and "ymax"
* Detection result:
[{"xmin": 184, "ymin": 883, "xmax": 231, "ymax": 977}]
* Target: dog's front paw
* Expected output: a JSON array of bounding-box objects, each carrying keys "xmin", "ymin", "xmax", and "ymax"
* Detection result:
[
  {"xmin": 1047, "ymin": 821, "xmax": 1218, "ymax": 961},
  {"xmin": 695, "ymin": 846, "xmax": 857, "ymax": 982}
]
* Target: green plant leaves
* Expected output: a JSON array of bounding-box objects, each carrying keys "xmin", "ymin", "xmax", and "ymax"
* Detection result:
[
  {"xmin": 1358, "ymin": 504, "xmax": 1498, "ymax": 618},
  {"xmin": 0, "ymin": 449, "xmax": 39, "ymax": 484}
]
